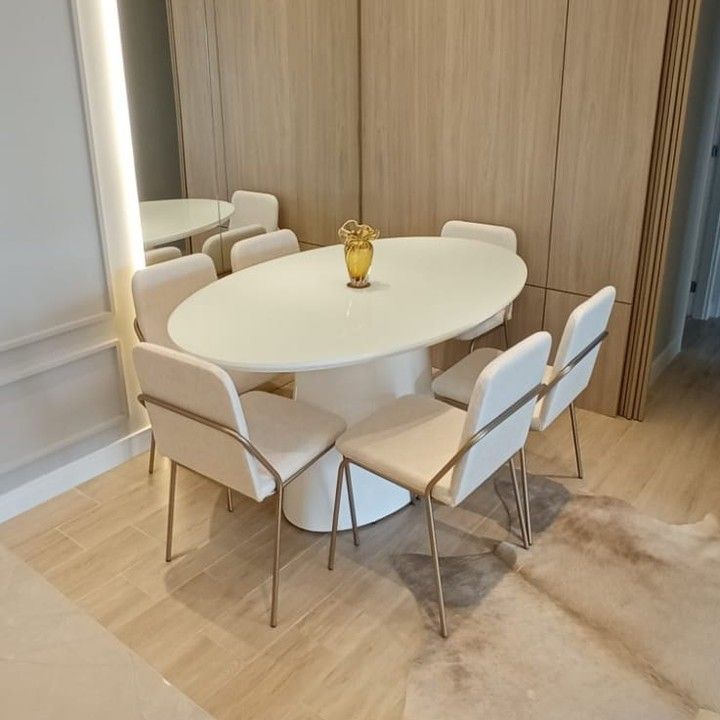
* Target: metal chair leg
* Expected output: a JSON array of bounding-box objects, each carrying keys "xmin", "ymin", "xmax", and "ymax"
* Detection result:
[
  {"xmin": 345, "ymin": 463, "xmax": 359, "ymax": 547},
  {"xmin": 328, "ymin": 459, "xmax": 346, "ymax": 570},
  {"xmin": 569, "ymin": 402, "xmax": 584, "ymax": 479},
  {"xmin": 226, "ymin": 487, "xmax": 234, "ymax": 512},
  {"xmin": 270, "ymin": 484, "xmax": 284, "ymax": 628},
  {"xmin": 148, "ymin": 433, "xmax": 156, "ymax": 474},
  {"xmin": 507, "ymin": 459, "xmax": 529, "ymax": 549},
  {"xmin": 165, "ymin": 461, "xmax": 177, "ymax": 562},
  {"xmin": 424, "ymin": 496, "xmax": 448, "ymax": 638},
  {"xmin": 502, "ymin": 319, "xmax": 510, "ymax": 348},
  {"xmin": 519, "ymin": 448, "xmax": 532, "ymax": 546}
]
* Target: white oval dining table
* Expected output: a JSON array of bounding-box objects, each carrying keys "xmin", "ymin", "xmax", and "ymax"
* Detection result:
[
  {"xmin": 140, "ymin": 198, "xmax": 234, "ymax": 250},
  {"xmin": 168, "ymin": 236, "xmax": 527, "ymax": 531}
]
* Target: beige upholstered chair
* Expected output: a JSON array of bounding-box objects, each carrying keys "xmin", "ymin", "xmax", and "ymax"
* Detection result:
[
  {"xmin": 131, "ymin": 254, "xmax": 273, "ymax": 473},
  {"xmin": 229, "ymin": 190, "xmax": 279, "ymax": 233},
  {"xmin": 134, "ymin": 342, "xmax": 345, "ymax": 627},
  {"xmin": 432, "ymin": 287, "xmax": 616, "ymax": 480},
  {"xmin": 202, "ymin": 225, "xmax": 265, "ymax": 275},
  {"xmin": 441, "ymin": 220, "xmax": 518, "ymax": 349},
  {"xmin": 200, "ymin": 190, "xmax": 279, "ymax": 274},
  {"xmin": 230, "ymin": 229, "xmax": 300, "ymax": 273},
  {"xmin": 144, "ymin": 246, "xmax": 182, "ymax": 266},
  {"xmin": 329, "ymin": 332, "xmax": 551, "ymax": 637}
]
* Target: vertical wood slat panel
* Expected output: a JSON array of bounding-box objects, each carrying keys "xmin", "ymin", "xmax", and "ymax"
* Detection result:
[
  {"xmin": 360, "ymin": 0, "xmax": 567, "ymax": 287},
  {"xmin": 620, "ymin": 0, "xmax": 699, "ymax": 419},
  {"xmin": 624, "ymin": 0, "xmax": 686, "ymax": 413},
  {"xmin": 547, "ymin": 0, "xmax": 670, "ymax": 303},
  {"xmin": 621, "ymin": 0, "xmax": 684, "ymax": 412},
  {"xmin": 213, "ymin": 0, "xmax": 360, "ymax": 246}
]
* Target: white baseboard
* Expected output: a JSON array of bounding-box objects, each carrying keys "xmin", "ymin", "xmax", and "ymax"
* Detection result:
[
  {"xmin": 651, "ymin": 335, "xmax": 683, "ymax": 385},
  {"xmin": 0, "ymin": 426, "xmax": 151, "ymax": 524}
]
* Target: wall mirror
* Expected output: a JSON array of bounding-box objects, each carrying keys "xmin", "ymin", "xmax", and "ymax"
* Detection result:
[{"xmin": 118, "ymin": 0, "xmax": 229, "ymax": 272}]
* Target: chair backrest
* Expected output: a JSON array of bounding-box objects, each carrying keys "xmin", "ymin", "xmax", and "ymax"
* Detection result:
[
  {"xmin": 131, "ymin": 254, "xmax": 216, "ymax": 347},
  {"xmin": 144, "ymin": 246, "xmax": 182, "ymax": 266},
  {"xmin": 534, "ymin": 286, "xmax": 616, "ymax": 430},
  {"xmin": 449, "ymin": 331, "xmax": 551, "ymax": 505},
  {"xmin": 202, "ymin": 225, "xmax": 266, "ymax": 274},
  {"xmin": 230, "ymin": 229, "xmax": 300, "ymax": 273},
  {"xmin": 229, "ymin": 190, "xmax": 279, "ymax": 233},
  {"xmin": 133, "ymin": 343, "xmax": 275, "ymax": 502},
  {"xmin": 441, "ymin": 220, "xmax": 517, "ymax": 254}
]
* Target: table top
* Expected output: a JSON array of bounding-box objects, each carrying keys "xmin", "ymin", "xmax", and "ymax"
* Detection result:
[
  {"xmin": 140, "ymin": 199, "xmax": 234, "ymax": 249},
  {"xmin": 168, "ymin": 236, "xmax": 527, "ymax": 372}
]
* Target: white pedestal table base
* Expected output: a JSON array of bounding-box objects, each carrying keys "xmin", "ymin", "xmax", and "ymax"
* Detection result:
[{"xmin": 283, "ymin": 348, "xmax": 432, "ymax": 532}]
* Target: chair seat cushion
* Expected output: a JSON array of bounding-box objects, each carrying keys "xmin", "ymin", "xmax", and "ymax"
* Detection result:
[
  {"xmin": 454, "ymin": 309, "xmax": 506, "ymax": 342},
  {"xmin": 336, "ymin": 395, "xmax": 467, "ymax": 506},
  {"xmin": 241, "ymin": 392, "xmax": 346, "ymax": 489},
  {"xmin": 431, "ymin": 347, "xmax": 503, "ymax": 406}
]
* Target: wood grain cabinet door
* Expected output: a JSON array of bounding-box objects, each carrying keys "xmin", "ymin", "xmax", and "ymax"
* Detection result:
[
  {"xmin": 548, "ymin": 0, "xmax": 671, "ymax": 303},
  {"xmin": 360, "ymin": 0, "xmax": 567, "ymax": 287},
  {"xmin": 213, "ymin": 0, "xmax": 360, "ymax": 246}
]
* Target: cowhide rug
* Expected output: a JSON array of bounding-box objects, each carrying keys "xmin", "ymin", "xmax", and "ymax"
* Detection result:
[{"xmin": 397, "ymin": 476, "xmax": 720, "ymax": 720}]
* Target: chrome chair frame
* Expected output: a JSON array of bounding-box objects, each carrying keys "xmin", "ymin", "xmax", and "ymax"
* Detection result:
[
  {"xmin": 436, "ymin": 330, "xmax": 609, "ymax": 480},
  {"xmin": 138, "ymin": 392, "xmax": 335, "ymax": 628},
  {"xmin": 133, "ymin": 319, "xmax": 157, "ymax": 476},
  {"xmin": 328, "ymin": 382, "xmax": 544, "ymax": 638},
  {"xmin": 469, "ymin": 316, "xmax": 510, "ymax": 353},
  {"xmin": 541, "ymin": 330, "xmax": 609, "ymax": 479},
  {"xmin": 134, "ymin": 318, "xmax": 238, "ymax": 514}
]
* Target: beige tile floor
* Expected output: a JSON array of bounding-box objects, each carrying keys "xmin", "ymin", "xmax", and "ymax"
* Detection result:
[
  {"xmin": 0, "ymin": 318, "xmax": 718, "ymax": 719},
  {"xmin": 0, "ymin": 544, "xmax": 210, "ymax": 719}
]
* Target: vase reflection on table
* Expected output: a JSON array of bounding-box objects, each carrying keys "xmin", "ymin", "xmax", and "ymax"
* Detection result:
[{"xmin": 339, "ymin": 219, "xmax": 379, "ymax": 288}]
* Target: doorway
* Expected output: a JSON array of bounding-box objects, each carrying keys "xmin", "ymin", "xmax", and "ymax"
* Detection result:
[
  {"xmin": 651, "ymin": 0, "xmax": 720, "ymax": 387},
  {"xmin": 621, "ymin": 0, "xmax": 720, "ymax": 419}
]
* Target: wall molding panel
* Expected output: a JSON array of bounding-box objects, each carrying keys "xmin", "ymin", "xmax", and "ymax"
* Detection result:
[
  {"xmin": 0, "ymin": 0, "xmax": 113, "ymax": 350},
  {"xmin": 0, "ymin": 427, "xmax": 151, "ymax": 525},
  {"xmin": 0, "ymin": 339, "xmax": 123, "ymax": 389},
  {"xmin": 0, "ymin": 342, "xmax": 128, "ymax": 478},
  {"xmin": 1, "ymin": 1, "xmax": 151, "ymax": 512},
  {"xmin": 0, "ymin": 311, "xmax": 113, "ymax": 354}
]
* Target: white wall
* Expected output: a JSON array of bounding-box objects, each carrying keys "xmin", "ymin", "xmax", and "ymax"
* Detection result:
[
  {"xmin": 652, "ymin": 0, "xmax": 720, "ymax": 380},
  {"xmin": 691, "ymin": 98, "xmax": 720, "ymax": 320},
  {"xmin": 0, "ymin": 0, "xmax": 147, "ymax": 520}
]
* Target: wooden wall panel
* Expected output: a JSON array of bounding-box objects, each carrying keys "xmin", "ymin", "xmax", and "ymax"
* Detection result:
[
  {"xmin": 543, "ymin": 290, "xmax": 631, "ymax": 416},
  {"xmin": 361, "ymin": 0, "xmax": 567, "ymax": 286},
  {"xmin": 167, "ymin": 0, "xmax": 225, "ymax": 200},
  {"xmin": 214, "ymin": 0, "xmax": 360, "ymax": 246},
  {"xmin": 548, "ymin": 0, "xmax": 670, "ymax": 302},
  {"xmin": 432, "ymin": 285, "xmax": 546, "ymax": 371},
  {"xmin": 165, "ymin": 0, "xmax": 674, "ymax": 419}
]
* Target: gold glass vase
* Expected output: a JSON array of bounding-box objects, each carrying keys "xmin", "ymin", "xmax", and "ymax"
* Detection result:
[{"xmin": 339, "ymin": 219, "xmax": 378, "ymax": 288}]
